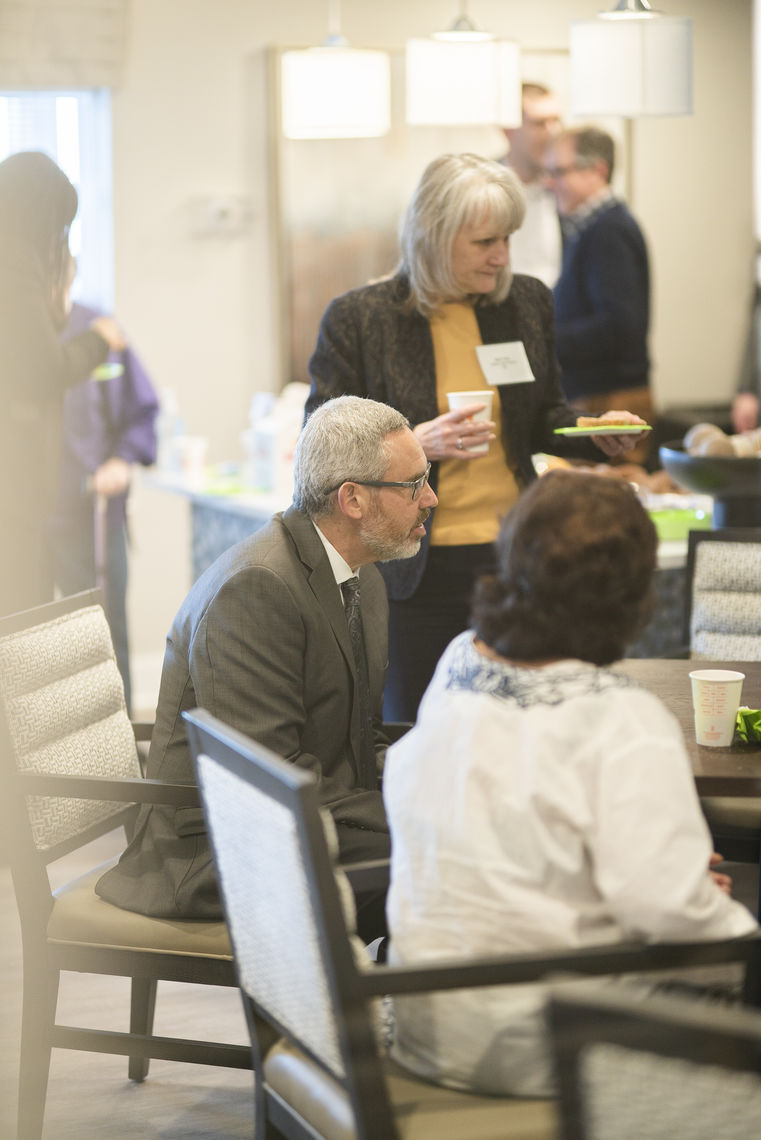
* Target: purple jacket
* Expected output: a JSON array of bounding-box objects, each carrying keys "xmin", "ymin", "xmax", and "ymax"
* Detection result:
[{"xmin": 57, "ymin": 302, "xmax": 159, "ymax": 514}]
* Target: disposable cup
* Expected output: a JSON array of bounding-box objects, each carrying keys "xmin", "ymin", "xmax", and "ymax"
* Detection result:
[
  {"xmin": 177, "ymin": 435, "xmax": 209, "ymax": 487},
  {"xmin": 447, "ymin": 390, "xmax": 494, "ymax": 454},
  {"xmin": 689, "ymin": 669, "xmax": 745, "ymax": 747}
]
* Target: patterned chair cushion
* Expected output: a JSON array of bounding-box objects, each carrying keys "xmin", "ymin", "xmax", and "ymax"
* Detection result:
[
  {"xmin": 196, "ymin": 753, "xmax": 390, "ymax": 1088},
  {"xmin": 691, "ymin": 543, "xmax": 761, "ymax": 661},
  {"xmin": 578, "ymin": 1040, "xmax": 761, "ymax": 1138},
  {"xmin": 197, "ymin": 755, "xmax": 348, "ymax": 1079},
  {"xmin": 0, "ymin": 604, "xmax": 140, "ymax": 851}
]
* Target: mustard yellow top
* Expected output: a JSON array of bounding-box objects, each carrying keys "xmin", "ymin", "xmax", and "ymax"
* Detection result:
[{"xmin": 429, "ymin": 302, "xmax": 520, "ymax": 546}]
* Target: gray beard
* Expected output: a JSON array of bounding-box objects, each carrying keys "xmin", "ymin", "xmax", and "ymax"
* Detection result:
[{"xmin": 360, "ymin": 528, "xmax": 423, "ymax": 563}]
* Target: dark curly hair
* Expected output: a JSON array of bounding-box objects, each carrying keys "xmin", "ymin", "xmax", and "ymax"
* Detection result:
[{"xmin": 471, "ymin": 471, "xmax": 657, "ymax": 666}]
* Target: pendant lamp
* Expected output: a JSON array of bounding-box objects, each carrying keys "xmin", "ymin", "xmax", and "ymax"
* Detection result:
[
  {"xmin": 280, "ymin": 1, "xmax": 390, "ymax": 139},
  {"xmin": 405, "ymin": 2, "xmax": 521, "ymax": 127},
  {"xmin": 570, "ymin": 0, "xmax": 692, "ymax": 118}
]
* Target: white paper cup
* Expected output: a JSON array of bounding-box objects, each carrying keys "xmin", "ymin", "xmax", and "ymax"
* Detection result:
[
  {"xmin": 177, "ymin": 435, "xmax": 209, "ymax": 487},
  {"xmin": 689, "ymin": 669, "xmax": 745, "ymax": 747},
  {"xmin": 447, "ymin": 390, "xmax": 494, "ymax": 454}
]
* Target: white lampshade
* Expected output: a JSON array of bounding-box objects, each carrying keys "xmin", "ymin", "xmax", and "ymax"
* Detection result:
[
  {"xmin": 405, "ymin": 38, "xmax": 521, "ymax": 127},
  {"xmin": 570, "ymin": 16, "xmax": 692, "ymax": 117},
  {"xmin": 281, "ymin": 47, "xmax": 391, "ymax": 139}
]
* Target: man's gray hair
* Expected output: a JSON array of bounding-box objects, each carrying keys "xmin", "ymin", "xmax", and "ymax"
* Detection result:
[
  {"xmin": 293, "ymin": 396, "xmax": 410, "ymax": 517},
  {"xmin": 559, "ymin": 125, "xmax": 616, "ymax": 183},
  {"xmin": 398, "ymin": 152, "xmax": 526, "ymax": 318}
]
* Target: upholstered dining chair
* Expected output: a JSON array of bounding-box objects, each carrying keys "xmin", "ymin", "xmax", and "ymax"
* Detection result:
[
  {"xmin": 185, "ymin": 707, "xmax": 761, "ymax": 1140},
  {"xmin": 685, "ymin": 528, "xmax": 761, "ymax": 661},
  {"xmin": 0, "ymin": 591, "xmax": 250, "ymax": 1140},
  {"xmin": 684, "ymin": 528, "xmax": 761, "ymax": 867},
  {"xmin": 549, "ymin": 987, "xmax": 761, "ymax": 1139}
]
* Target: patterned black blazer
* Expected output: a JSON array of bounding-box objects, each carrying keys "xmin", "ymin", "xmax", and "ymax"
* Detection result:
[{"xmin": 307, "ymin": 273, "xmax": 595, "ymax": 600}]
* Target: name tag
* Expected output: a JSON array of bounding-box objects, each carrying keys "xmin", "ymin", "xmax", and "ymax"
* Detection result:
[{"xmin": 476, "ymin": 341, "xmax": 536, "ymax": 386}]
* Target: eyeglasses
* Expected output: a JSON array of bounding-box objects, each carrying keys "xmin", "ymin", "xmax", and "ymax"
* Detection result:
[
  {"xmin": 328, "ymin": 462, "xmax": 432, "ymax": 501},
  {"xmin": 543, "ymin": 163, "xmax": 582, "ymax": 179}
]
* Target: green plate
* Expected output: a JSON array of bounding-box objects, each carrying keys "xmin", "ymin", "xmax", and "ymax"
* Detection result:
[
  {"xmin": 554, "ymin": 424, "xmax": 653, "ymax": 437},
  {"xmin": 92, "ymin": 362, "xmax": 124, "ymax": 381},
  {"xmin": 649, "ymin": 508, "xmax": 712, "ymax": 541}
]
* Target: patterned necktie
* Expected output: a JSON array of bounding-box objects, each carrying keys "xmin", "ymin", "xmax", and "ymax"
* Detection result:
[{"xmin": 341, "ymin": 576, "xmax": 377, "ymax": 791}]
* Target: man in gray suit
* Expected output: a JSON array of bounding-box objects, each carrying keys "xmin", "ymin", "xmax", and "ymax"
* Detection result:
[{"xmin": 97, "ymin": 396, "xmax": 437, "ymax": 939}]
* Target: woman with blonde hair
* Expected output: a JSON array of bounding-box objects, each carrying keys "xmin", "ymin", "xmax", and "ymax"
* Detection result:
[{"xmin": 307, "ymin": 153, "xmax": 646, "ymax": 721}]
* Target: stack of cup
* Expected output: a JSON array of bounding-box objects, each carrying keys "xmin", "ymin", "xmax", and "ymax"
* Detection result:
[{"xmin": 689, "ymin": 669, "xmax": 745, "ymax": 747}]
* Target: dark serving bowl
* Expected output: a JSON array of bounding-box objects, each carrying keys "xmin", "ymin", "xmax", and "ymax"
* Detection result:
[{"xmin": 659, "ymin": 442, "xmax": 761, "ymax": 527}]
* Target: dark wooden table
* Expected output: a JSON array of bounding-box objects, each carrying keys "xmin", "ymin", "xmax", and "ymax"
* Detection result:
[{"xmin": 614, "ymin": 659, "xmax": 761, "ymax": 797}]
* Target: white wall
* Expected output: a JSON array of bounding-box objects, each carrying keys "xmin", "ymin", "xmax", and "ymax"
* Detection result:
[{"xmin": 115, "ymin": 0, "xmax": 754, "ymax": 710}]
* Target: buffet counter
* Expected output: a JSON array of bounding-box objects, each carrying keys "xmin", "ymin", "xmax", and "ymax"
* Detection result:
[{"xmin": 147, "ymin": 471, "xmax": 708, "ymax": 658}]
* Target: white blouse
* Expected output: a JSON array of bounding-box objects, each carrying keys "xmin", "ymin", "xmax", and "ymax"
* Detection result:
[{"xmin": 383, "ymin": 633, "xmax": 758, "ymax": 1096}]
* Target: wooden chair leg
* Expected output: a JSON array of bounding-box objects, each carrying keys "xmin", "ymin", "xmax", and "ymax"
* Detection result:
[
  {"xmin": 128, "ymin": 976, "xmax": 157, "ymax": 1082},
  {"xmin": 17, "ymin": 963, "xmax": 59, "ymax": 1140}
]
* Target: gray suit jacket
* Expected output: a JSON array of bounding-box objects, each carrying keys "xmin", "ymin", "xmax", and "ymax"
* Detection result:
[
  {"xmin": 96, "ymin": 507, "xmax": 390, "ymax": 918},
  {"xmin": 306, "ymin": 273, "xmax": 597, "ymax": 600}
]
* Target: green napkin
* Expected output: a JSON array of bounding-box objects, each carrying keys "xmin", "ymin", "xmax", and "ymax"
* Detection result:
[
  {"xmin": 92, "ymin": 363, "xmax": 124, "ymax": 381},
  {"xmin": 735, "ymin": 707, "xmax": 761, "ymax": 743}
]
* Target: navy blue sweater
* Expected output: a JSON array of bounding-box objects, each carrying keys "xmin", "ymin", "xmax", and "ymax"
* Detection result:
[{"xmin": 553, "ymin": 201, "xmax": 650, "ymax": 401}]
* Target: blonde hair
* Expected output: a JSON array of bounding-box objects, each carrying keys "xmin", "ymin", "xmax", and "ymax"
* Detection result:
[{"xmin": 398, "ymin": 153, "xmax": 526, "ymax": 318}]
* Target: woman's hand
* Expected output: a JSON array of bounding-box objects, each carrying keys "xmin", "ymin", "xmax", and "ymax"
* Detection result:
[
  {"xmin": 92, "ymin": 457, "xmax": 131, "ymax": 497},
  {"xmin": 91, "ymin": 315, "xmax": 126, "ymax": 353},
  {"xmin": 414, "ymin": 404, "xmax": 496, "ymax": 460},
  {"xmin": 588, "ymin": 409, "xmax": 649, "ymax": 459},
  {"xmin": 709, "ymin": 851, "xmax": 733, "ymax": 895}
]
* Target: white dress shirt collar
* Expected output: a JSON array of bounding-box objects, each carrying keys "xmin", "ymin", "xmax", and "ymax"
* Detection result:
[{"xmin": 313, "ymin": 521, "xmax": 356, "ymax": 590}]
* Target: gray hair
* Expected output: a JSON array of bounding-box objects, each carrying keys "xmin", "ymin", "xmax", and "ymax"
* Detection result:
[
  {"xmin": 293, "ymin": 396, "xmax": 410, "ymax": 517},
  {"xmin": 398, "ymin": 153, "xmax": 526, "ymax": 318},
  {"xmin": 558, "ymin": 125, "xmax": 616, "ymax": 183}
]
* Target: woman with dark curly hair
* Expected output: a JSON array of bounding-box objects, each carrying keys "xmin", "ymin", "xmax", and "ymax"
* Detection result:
[
  {"xmin": 472, "ymin": 467, "xmax": 657, "ymax": 666},
  {"xmin": 383, "ymin": 471, "xmax": 757, "ymax": 1098}
]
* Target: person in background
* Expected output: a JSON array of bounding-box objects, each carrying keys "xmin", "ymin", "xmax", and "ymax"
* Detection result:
[
  {"xmin": 0, "ymin": 150, "xmax": 125, "ymax": 617},
  {"xmin": 50, "ymin": 257, "xmax": 159, "ymax": 714},
  {"xmin": 384, "ymin": 470, "xmax": 758, "ymax": 1099},
  {"xmin": 307, "ymin": 152, "xmax": 647, "ymax": 723},
  {"xmin": 96, "ymin": 396, "xmax": 437, "ymax": 942},
  {"xmin": 500, "ymin": 81, "xmax": 563, "ymax": 288},
  {"xmin": 546, "ymin": 126, "xmax": 654, "ymax": 465},
  {"xmin": 732, "ymin": 268, "xmax": 761, "ymax": 432},
  {"xmin": 732, "ymin": 387, "xmax": 759, "ymax": 433}
]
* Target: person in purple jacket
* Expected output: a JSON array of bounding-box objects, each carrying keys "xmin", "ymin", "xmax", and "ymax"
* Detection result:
[{"xmin": 51, "ymin": 270, "xmax": 159, "ymax": 713}]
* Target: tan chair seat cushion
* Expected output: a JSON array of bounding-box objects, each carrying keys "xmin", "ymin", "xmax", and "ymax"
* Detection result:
[
  {"xmin": 47, "ymin": 864, "xmax": 232, "ymax": 958},
  {"xmin": 264, "ymin": 1039, "xmax": 558, "ymax": 1140}
]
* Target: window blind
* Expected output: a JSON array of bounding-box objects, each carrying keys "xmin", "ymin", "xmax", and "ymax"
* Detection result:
[{"xmin": 0, "ymin": 0, "xmax": 128, "ymax": 89}]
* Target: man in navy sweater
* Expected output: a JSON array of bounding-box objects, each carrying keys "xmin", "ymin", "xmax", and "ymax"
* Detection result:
[{"xmin": 545, "ymin": 126, "xmax": 653, "ymax": 463}]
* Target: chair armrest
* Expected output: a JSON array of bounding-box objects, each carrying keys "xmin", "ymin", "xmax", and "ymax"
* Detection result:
[
  {"xmin": 381, "ymin": 722, "xmax": 413, "ymax": 744},
  {"xmin": 358, "ymin": 934, "xmax": 761, "ymax": 999},
  {"xmin": 343, "ymin": 858, "xmax": 390, "ymax": 892},
  {"xmin": 18, "ymin": 772, "xmax": 200, "ymax": 808}
]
